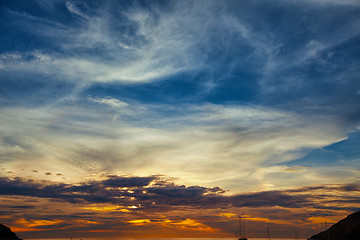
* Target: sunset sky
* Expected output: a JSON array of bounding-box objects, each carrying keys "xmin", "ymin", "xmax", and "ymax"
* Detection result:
[{"xmin": 1, "ymin": 0, "xmax": 360, "ymax": 239}]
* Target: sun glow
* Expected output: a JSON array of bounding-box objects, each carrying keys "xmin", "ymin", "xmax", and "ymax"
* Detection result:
[
  {"xmin": 127, "ymin": 219, "xmax": 152, "ymax": 225},
  {"xmin": 221, "ymin": 213, "xmax": 237, "ymax": 218},
  {"xmin": 126, "ymin": 218, "xmax": 217, "ymax": 232},
  {"xmin": 83, "ymin": 205, "xmax": 130, "ymax": 212}
]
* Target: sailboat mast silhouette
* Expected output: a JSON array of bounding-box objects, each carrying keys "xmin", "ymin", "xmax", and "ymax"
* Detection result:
[
  {"xmin": 266, "ymin": 226, "xmax": 271, "ymax": 240},
  {"xmin": 237, "ymin": 215, "xmax": 247, "ymax": 240},
  {"xmin": 295, "ymin": 228, "xmax": 299, "ymax": 240},
  {"xmin": 325, "ymin": 221, "xmax": 330, "ymax": 240}
]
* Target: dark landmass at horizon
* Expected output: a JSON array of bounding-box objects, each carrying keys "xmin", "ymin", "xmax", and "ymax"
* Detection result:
[
  {"xmin": 309, "ymin": 210, "xmax": 360, "ymax": 240},
  {"xmin": 0, "ymin": 223, "xmax": 22, "ymax": 240}
]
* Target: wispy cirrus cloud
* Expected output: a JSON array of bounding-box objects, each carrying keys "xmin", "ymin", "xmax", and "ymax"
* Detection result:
[
  {"xmin": 1, "ymin": 0, "xmax": 359, "ymax": 114},
  {"xmin": 1, "ymin": 1, "xmax": 360, "ymax": 237},
  {"xmin": 1, "ymin": 102, "xmax": 357, "ymax": 191},
  {"xmin": 1, "ymin": 1, "xmax": 211, "ymax": 83},
  {"xmin": 1, "ymin": 12, "xmax": 359, "ymax": 200},
  {"xmin": 87, "ymin": 96, "xmax": 128, "ymax": 107},
  {"xmin": 301, "ymin": 0, "xmax": 360, "ymax": 6}
]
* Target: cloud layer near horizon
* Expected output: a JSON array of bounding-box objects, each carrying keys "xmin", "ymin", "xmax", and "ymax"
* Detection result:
[
  {"xmin": 2, "ymin": 174, "xmax": 359, "ymax": 210},
  {"xmin": 1, "ymin": 174, "xmax": 359, "ymax": 238},
  {"xmin": 1, "ymin": 102, "xmax": 358, "ymax": 192}
]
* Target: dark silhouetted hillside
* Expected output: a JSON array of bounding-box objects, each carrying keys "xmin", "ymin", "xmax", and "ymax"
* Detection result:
[
  {"xmin": 0, "ymin": 224, "xmax": 22, "ymax": 240},
  {"xmin": 309, "ymin": 211, "xmax": 360, "ymax": 240}
]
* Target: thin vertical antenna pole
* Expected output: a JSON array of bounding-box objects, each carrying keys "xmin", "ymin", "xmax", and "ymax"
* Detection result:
[
  {"xmin": 242, "ymin": 220, "xmax": 246, "ymax": 238},
  {"xmin": 266, "ymin": 226, "xmax": 270, "ymax": 240},
  {"xmin": 295, "ymin": 228, "xmax": 298, "ymax": 240},
  {"xmin": 235, "ymin": 216, "xmax": 238, "ymax": 239},
  {"xmin": 325, "ymin": 221, "xmax": 330, "ymax": 240},
  {"xmin": 238, "ymin": 216, "xmax": 242, "ymax": 238}
]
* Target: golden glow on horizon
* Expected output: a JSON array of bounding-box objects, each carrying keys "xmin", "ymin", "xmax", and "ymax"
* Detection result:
[
  {"xmin": 16, "ymin": 218, "xmax": 64, "ymax": 228},
  {"xmin": 244, "ymin": 215, "xmax": 290, "ymax": 225},
  {"xmin": 220, "ymin": 213, "xmax": 237, "ymax": 218},
  {"xmin": 88, "ymin": 229, "xmax": 115, "ymax": 232},
  {"xmin": 83, "ymin": 206, "xmax": 130, "ymax": 212},
  {"xmin": 307, "ymin": 216, "xmax": 339, "ymax": 225},
  {"xmin": 11, "ymin": 226, "xmax": 46, "ymax": 232},
  {"xmin": 75, "ymin": 220, "xmax": 100, "ymax": 225},
  {"xmin": 13, "ymin": 218, "xmax": 65, "ymax": 232},
  {"xmin": 126, "ymin": 218, "xmax": 217, "ymax": 233},
  {"xmin": 14, "ymin": 217, "xmax": 100, "ymax": 232},
  {"xmin": 127, "ymin": 219, "xmax": 152, "ymax": 225},
  {"xmin": 173, "ymin": 218, "xmax": 216, "ymax": 232}
]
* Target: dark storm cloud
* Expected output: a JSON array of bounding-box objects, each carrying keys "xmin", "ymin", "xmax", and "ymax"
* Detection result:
[
  {"xmin": 147, "ymin": 185, "xmax": 210, "ymax": 198},
  {"xmin": 9, "ymin": 205, "xmax": 35, "ymax": 209},
  {"xmin": 232, "ymin": 191, "xmax": 310, "ymax": 208},
  {"xmin": 287, "ymin": 184, "xmax": 360, "ymax": 193},
  {"xmin": 104, "ymin": 175, "xmax": 156, "ymax": 187},
  {"xmin": 337, "ymin": 184, "xmax": 360, "ymax": 192},
  {"xmin": 0, "ymin": 175, "xmax": 359, "ymax": 211},
  {"xmin": 0, "ymin": 175, "xmax": 158, "ymax": 204}
]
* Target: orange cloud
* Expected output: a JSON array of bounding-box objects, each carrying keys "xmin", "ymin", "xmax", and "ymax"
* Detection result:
[
  {"xmin": 307, "ymin": 216, "xmax": 338, "ymax": 225},
  {"xmin": 244, "ymin": 215, "xmax": 290, "ymax": 225},
  {"xmin": 173, "ymin": 218, "xmax": 217, "ymax": 232},
  {"xmin": 14, "ymin": 218, "xmax": 65, "ymax": 232},
  {"xmin": 74, "ymin": 219, "xmax": 100, "ymax": 227},
  {"xmin": 88, "ymin": 229, "xmax": 116, "ymax": 233},
  {"xmin": 11, "ymin": 226, "xmax": 45, "ymax": 232},
  {"xmin": 126, "ymin": 218, "xmax": 217, "ymax": 233},
  {"xmin": 220, "ymin": 213, "xmax": 237, "ymax": 218},
  {"xmin": 83, "ymin": 205, "xmax": 130, "ymax": 212},
  {"xmin": 16, "ymin": 218, "xmax": 64, "ymax": 228},
  {"xmin": 127, "ymin": 219, "xmax": 152, "ymax": 225}
]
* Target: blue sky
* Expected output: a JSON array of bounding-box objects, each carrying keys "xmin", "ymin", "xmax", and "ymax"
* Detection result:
[{"xmin": 0, "ymin": 0, "xmax": 360, "ymax": 238}]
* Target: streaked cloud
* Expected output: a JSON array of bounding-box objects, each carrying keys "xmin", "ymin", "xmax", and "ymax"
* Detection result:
[
  {"xmin": 1, "ymin": 103, "xmax": 356, "ymax": 191},
  {"xmin": 87, "ymin": 96, "xmax": 128, "ymax": 107},
  {"xmin": 0, "ymin": 175, "xmax": 359, "ymax": 237},
  {"xmin": 1, "ymin": 0, "xmax": 360, "ymax": 238}
]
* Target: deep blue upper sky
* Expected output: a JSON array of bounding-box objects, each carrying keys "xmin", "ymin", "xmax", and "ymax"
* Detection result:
[{"xmin": 0, "ymin": 0, "xmax": 360, "ymax": 192}]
